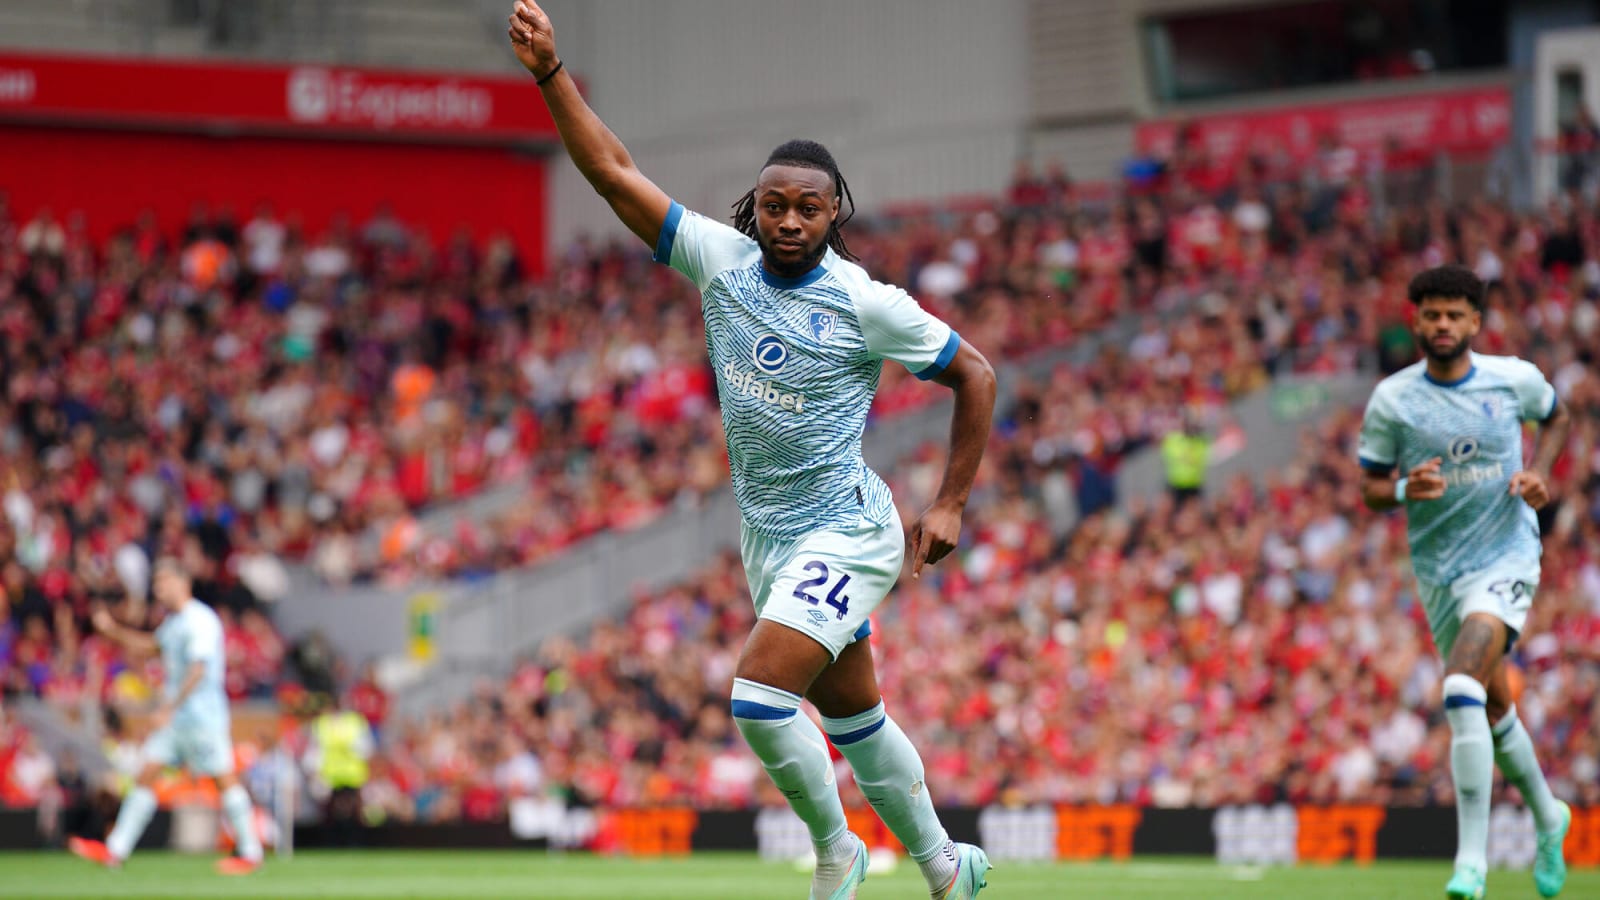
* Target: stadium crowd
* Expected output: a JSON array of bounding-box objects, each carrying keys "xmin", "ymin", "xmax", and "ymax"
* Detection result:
[
  {"xmin": 3, "ymin": 141, "xmax": 1600, "ymax": 826},
  {"xmin": 336, "ymin": 183, "xmax": 1600, "ymax": 822}
]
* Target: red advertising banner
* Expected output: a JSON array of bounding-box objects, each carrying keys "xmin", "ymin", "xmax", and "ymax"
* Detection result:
[
  {"xmin": 1135, "ymin": 86, "xmax": 1511, "ymax": 170},
  {"xmin": 0, "ymin": 51, "xmax": 557, "ymax": 142}
]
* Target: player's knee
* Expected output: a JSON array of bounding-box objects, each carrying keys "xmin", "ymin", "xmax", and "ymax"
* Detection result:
[
  {"xmin": 1441, "ymin": 672, "xmax": 1487, "ymax": 711},
  {"xmin": 730, "ymin": 678, "xmax": 800, "ymax": 738}
]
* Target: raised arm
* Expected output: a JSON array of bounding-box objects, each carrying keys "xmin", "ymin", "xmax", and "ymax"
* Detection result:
[
  {"xmin": 509, "ymin": 1, "xmax": 672, "ymax": 249},
  {"xmin": 91, "ymin": 606, "xmax": 158, "ymax": 655}
]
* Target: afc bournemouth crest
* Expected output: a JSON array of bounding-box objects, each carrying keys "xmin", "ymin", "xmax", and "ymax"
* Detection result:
[{"xmin": 809, "ymin": 309, "xmax": 838, "ymax": 343}]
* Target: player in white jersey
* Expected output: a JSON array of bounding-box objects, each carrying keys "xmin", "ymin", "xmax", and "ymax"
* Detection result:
[
  {"xmin": 1358, "ymin": 266, "xmax": 1572, "ymax": 899},
  {"xmin": 510, "ymin": 5, "xmax": 997, "ymax": 898},
  {"xmin": 69, "ymin": 558, "xmax": 264, "ymax": 875}
]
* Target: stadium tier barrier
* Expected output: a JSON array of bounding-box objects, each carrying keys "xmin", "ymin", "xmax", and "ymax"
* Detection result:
[
  {"xmin": 280, "ymin": 368, "xmax": 1377, "ymax": 723},
  {"xmin": 6, "ymin": 804, "xmax": 1596, "ymax": 867}
]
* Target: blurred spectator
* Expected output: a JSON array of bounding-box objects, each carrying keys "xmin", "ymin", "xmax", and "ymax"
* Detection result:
[
  {"xmin": 1160, "ymin": 415, "xmax": 1211, "ymax": 505},
  {"xmin": 303, "ymin": 693, "xmax": 373, "ymax": 845}
]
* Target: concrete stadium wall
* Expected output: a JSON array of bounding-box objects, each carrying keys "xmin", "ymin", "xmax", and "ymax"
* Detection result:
[{"xmin": 537, "ymin": 0, "xmax": 1032, "ymax": 246}]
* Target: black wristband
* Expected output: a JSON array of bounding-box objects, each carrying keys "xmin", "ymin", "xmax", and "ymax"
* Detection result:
[{"xmin": 535, "ymin": 58, "xmax": 564, "ymax": 86}]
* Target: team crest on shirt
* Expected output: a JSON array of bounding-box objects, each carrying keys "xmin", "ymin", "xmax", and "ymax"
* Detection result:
[{"xmin": 809, "ymin": 309, "xmax": 838, "ymax": 343}]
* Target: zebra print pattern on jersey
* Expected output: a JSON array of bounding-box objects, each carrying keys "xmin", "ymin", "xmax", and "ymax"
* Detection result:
[
  {"xmin": 703, "ymin": 260, "xmax": 896, "ymax": 541},
  {"xmin": 1374, "ymin": 358, "xmax": 1545, "ymax": 585}
]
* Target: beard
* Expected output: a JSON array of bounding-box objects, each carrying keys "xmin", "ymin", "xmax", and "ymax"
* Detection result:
[
  {"xmin": 1416, "ymin": 332, "xmax": 1471, "ymax": 363},
  {"xmin": 757, "ymin": 231, "xmax": 828, "ymax": 279}
]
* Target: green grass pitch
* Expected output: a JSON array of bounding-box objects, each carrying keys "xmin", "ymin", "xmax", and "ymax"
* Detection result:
[{"xmin": 1, "ymin": 850, "xmax": 1596, "ymax": 899}]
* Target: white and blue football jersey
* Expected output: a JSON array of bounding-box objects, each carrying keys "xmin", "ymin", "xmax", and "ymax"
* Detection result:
[
  {"xmin": 1358, "ymin": 353, "xmax": 1557, "ymax": 585},
  {"xmin": 655, "ymin": 201, "xmax": 960, "ymax": 540},
  {"xmin": 154, "ymin": 599, "xmax": 230, "ymax": 732}
]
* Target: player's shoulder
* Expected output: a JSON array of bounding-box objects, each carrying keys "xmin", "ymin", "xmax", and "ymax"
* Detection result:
[
  {"xmin": 667, "ymin": 203, "xmax": 760, "ymax": 276},
  {"xmin": 1470, "ymin": 353, "xmax": 1543, "ymax": 384},
  {"xmin": 823, "ymin": 255, "xmax": 908, "ymax": 310},
  {"xmin": 184, "ymin": 599, "xmax": 223, "ymax": 628},
  {"xmin": 680, "ymin": 205, "xmax": 755, "ymax": 248},
  {"xmin": 1370, "ymin": 361, "xmax": 1428, "ymax": 403}
]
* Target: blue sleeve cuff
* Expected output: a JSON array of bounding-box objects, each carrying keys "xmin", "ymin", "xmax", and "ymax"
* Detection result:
[
  {"xmin": 914, "ymin": 330, "xmax": 961, "ymax": 381},
  {"xmin": 653, "ymin": 200, "xmax": 684, "ymax": 265},
  {"xmin": 1359, "ymin": 456, "xmax": 1395, "ymax": 475},
  {"xmin": 1539, "ymin": 392, "xmax": 1558, "ymax": 422}
]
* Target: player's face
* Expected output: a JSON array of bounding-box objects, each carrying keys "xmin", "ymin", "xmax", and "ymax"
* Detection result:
[
  {"xmin": 152, "ymin": 569, "xmax": 188, "ymax": 610},
  {"xmin": 1413, "ymin": 295, "xmax": 1480, "ymax": 362},
  {"xmin": 753, "ymin": 164, "xmax": 838, "ymax": 278}
]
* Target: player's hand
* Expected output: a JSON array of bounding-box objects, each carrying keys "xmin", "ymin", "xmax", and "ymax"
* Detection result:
[
  {"xmin": 1406, "ymin": 457, "xmax": 1446, "ymax": 501},
  {"xmin": 508, "ymin": 1, "xmax": 560, "ymax": 78},
  {"xmin": 909, "ymin": 501, "xmax": 963, "ymax": 579},
  {"xmin": 1508, "ymin": 470, "xmax": 1551, "ymax": 510}
]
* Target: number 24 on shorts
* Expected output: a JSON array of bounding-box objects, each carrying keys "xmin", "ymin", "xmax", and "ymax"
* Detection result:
[{"xmin": 793, "ymin": 561, "xmax": 850, "ymax": 620}]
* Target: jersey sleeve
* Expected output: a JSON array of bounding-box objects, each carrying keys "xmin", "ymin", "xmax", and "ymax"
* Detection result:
[
  {"xmin": 1507, "ymin": 358, "xmax": 1558, "ymax": 422},
  {"xmin": 858, "ymin": 282, "xmax": 960, "ymax": 380},
  {"xmin": 653, "ymin": 200, "xmax": 756, "ymax": 292},
  {"xmin": 1357, "ymin": 388, "xmax": 1400, "ymax": 475}
]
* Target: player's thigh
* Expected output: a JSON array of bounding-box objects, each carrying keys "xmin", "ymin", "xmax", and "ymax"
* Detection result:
[
  {"xmin": 1443, "ymin": 561, "xmax": 1539, "ymax": 678},
  {"xmin": 807, "ymin": 638, "xmax": 882, "ymax": 720},
  {"xmin": 756, "ymin": 520, "xmax": 901, "ymax": 663},
  {"xmin": 140, "ymin": 725, "xmax": 182, "ymax": 772},
  {"xmin": 175, "ymin": 725, "xmax": 236, "ymax": 778}
]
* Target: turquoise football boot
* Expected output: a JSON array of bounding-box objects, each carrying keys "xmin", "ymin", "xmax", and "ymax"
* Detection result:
[
  {"xmin": 1445, "ymin": 863, "xmax": 1486, "ymax": 900},
  {"xmin": 1534, "ymin": 800, "xmax": 1571, "ymax": 898},
  {"xmin": 933, "ymin": 843, "xmax": 991, "ymax": 900}
]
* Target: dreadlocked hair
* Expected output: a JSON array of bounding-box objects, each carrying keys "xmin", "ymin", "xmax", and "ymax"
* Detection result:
[{"xmin": 731, "ymin": 139, "xmax": 858, "ymax": 261}]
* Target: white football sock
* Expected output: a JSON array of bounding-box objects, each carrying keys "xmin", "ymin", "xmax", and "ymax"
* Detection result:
[
  {"xmin": 221, "ymin": 784, "xmax": 264, "ymax": 862},
  {"xmin": 823, "ymin": 702, "xmax": 956, "ymax": 893},
  {"xmin": 1443, "ymin": 673, "xmax": 1492, "ymax": 872},
  {"xmin": 731, "ymin": 678, "xmax": 850, "ymax": 854},
  {"xmin": 1492, "ymin": 705, "xmax": 1563, "ymax": 833},
  {"xmin": 105, "ymin": 786, "xmax": 158, "ymax": 861}
]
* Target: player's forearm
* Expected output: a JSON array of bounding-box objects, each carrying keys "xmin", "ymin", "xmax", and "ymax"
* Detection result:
[
  {"xmin": 169, "ymin": 662, "xmax": 205, "ymax": 708},
  {"xmin": 1362, "ymin": 476, "xmax": 1401, "ymax": 511},
  {"xmin": 537, "ymin": 70, "xmax": 640, "ymax": 200},
  {"xmin": 103, "ymin": 620, "xmax": 157, "ymax": 654},
  {"xmin": 1530, "ymin": 402, "xmax": 1571, "ymax": 478},
  {"xmin": 932, "ymin": 357, "xmax": 997, "ymax": 508}
]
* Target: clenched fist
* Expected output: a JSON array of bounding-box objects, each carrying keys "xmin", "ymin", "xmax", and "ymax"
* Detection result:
[{"xmin": 508, "ymin": 1, "xmax": 560, "ymax": 80}]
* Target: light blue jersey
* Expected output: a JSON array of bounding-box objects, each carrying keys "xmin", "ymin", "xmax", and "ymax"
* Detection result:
[
  {"xmin": 655, "ymin": 201, "xmax": 959, "ymax": 540},
  {"xmin": 1358, "ymin": 353, "xmax": 1557, "ymax": 585},
  {"xmin": 154, "ymin": 599, "xmax": 230, "ymax": 732}
]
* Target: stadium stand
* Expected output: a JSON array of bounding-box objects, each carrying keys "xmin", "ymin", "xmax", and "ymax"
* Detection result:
[{"xmin": 3, "ymin": 145, "xmax": 1599, "ymax": 829}]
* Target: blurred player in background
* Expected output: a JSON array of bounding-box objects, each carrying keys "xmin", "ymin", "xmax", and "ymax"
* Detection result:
[
  {"xmin": 508, "ymin": 3, "xmax": 998, "ymax": 897},
  {"xmin": 68, "ymin": 558, "xmax": 263, "ymax": 875},
  {"xmin": 1358, "ymin": 265, "xmax": 1572, "ymax": 899}
]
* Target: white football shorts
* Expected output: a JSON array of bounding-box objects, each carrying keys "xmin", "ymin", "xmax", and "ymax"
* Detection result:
[
  {"xmin": 1419, "ymin": 557, "xmax": 1539, "ymax": 659},
  {"xmin": 740, "ymin": 512, "xmax": 905, "ymax": 660}
]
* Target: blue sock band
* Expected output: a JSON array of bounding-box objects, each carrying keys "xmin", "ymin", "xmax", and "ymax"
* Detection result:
[{"xmin": 821, "ymin": 701, "xmax": 888, "ymax": 746}]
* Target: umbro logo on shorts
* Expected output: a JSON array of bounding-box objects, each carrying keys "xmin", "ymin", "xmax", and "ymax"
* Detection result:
[{"xmin": 806, "ymin": 610, "xmax": 829, "ymax": 626}]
